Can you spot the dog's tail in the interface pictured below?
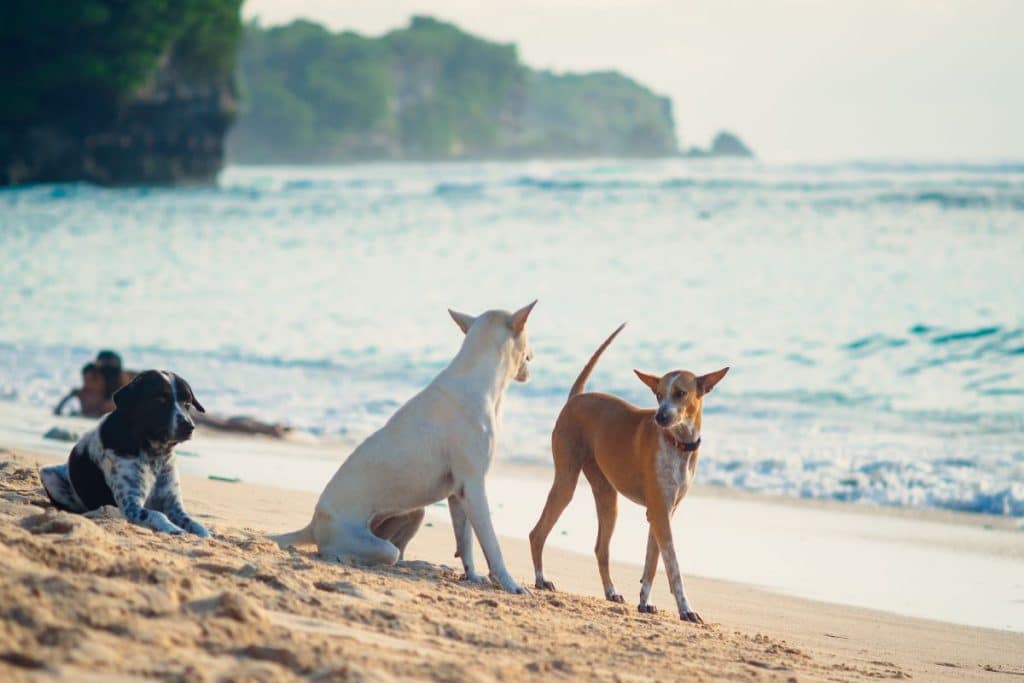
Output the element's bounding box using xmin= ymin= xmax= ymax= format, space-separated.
xmin=269 ymin=520 xmax=316 ymax=549
xmin=568 ymin=323 xmax=626 ymax=399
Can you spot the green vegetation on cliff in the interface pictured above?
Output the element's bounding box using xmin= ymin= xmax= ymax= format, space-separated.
xmin=229 ymin=17 xmax=677 ymax=162
xmin=233 ymin=17 xmax=524 ymax=161
xmin=2 ymin=1 xmax=243 ymax=185
xmin=520 ymin=71 xmax=677 ymax=157
xmin=1 ymin=1 xmax=242 ymax=126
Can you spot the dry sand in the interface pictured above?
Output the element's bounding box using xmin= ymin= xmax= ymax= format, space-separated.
xmin=1 ymin=445 xmax=1021 ymax=682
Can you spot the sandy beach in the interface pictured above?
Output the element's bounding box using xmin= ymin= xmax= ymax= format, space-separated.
xmin=1 ymin=436 xmax=1022 ymax=682
xmin=5 ymin=3 xmax=1023 ymax=679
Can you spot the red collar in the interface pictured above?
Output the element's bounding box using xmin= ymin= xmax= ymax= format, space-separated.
xmin=663 ymin=432 xmax=701 ymax=453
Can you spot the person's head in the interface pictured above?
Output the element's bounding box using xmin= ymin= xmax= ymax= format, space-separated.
xmin=80 ymin=363 xmax=104 ymax=393
xmin=96 ymin=350 xmax=123 ymax=369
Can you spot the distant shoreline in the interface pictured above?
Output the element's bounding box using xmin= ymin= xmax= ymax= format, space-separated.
xmin=224 ymin=149 xmax=753 ymax=167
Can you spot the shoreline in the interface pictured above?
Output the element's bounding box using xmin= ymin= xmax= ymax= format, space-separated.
xmin=1 ymin=443 xmax=1022 ymax=680
xmin=6 ymin=399 xmax=1020 ymax=532
xmin=3 ymin=400 xmax=1023 ymax=633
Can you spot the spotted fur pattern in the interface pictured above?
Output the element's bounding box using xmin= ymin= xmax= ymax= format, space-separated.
xmin=40 ymin=369 xmax=210 ymax=538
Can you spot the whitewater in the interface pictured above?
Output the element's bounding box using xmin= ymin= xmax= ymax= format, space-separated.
xmin=1 ymin=159 xmax=1022 ymax=516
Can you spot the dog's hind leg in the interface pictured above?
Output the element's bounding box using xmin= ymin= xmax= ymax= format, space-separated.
xmin=528 ymin=440 xmax=584 ymax=591
xmin=449 ymin=495 xmax=486 ymax=583
xmin=582 ymin=459 xmax=622 ymax=603
xmin=371 ymin=509 xmax=425 ymax=561
xmin=637 ymin=528 xmax=660 ymax=614
xmin=39 ymin=464 xmax=85 ymax=513
xmin=320 ymin=520 xmax=400 ymax=566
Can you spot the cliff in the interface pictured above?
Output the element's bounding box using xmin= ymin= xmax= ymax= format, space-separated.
xmin=0 ymin=1 xmax=242 ymax=186
xmin=227 ymin=17 xmax=679 ymax=163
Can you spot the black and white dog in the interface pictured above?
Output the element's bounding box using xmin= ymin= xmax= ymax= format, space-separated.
xmin=40 ymin=370 xmax=211 ymax=537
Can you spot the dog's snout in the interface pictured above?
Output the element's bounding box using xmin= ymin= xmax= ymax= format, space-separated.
xmin=654 ymin=409 xmax=669 ymax=426
xmin=176 ymin=416 xmax=195 ymax=438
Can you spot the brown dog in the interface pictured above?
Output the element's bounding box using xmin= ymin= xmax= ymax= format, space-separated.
xmin=529 ymin=324 xmax=728 ymax=623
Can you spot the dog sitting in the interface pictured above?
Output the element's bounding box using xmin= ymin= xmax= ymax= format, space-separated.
xmin=272 ymin=302 xmax=537 ymax=594
xmin=40 ymin=370 xmax=211 ymax=537
xmin=529 ymin=324 xmax=728 ymax=623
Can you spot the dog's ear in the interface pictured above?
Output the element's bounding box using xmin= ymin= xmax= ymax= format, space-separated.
xmin=448 ymin=309 xmax=476 ymax=335
xmin=633 ymin=370 xmax=661 ymax=393
xmin=172 ymin=373 xmax=206 ymax=413
xmin=697 ymin=367 xmax=729 ymax=396
xmin=509 ymin=299 xmax=537 ymax=335
xmin=112 ymin=374 xmax=143 ymax=411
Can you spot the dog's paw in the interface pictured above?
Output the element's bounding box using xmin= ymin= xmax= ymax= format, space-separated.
xmin=680 ymin=610 xmax=704 ymax=624
xmin=181 ymin=518 xmax=211 ymax=538
xmin=157 ymin=520 xmax=187 ymax=535
xmin=535 ymin=579 xmax=556 ymax=591
xmin=493 ymin=575 xmax=529 ymax=595
xmin=638 ymin=604 xmax=658 ymax=614
xmin=459 ymin=572 xmax=489 ymax=585
xmin=606 ymin=593 xmax=625 ymax=604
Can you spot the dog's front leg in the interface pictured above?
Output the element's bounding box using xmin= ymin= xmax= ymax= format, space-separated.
xmin=637 ymin=528 xmax=660 ymax=614
xmin=151 ymin=461 xmax=210 ymax=538
xmin=648 ymin=508 xmax=701 ymax=624
xmin=110 ymin=462 xmax=186 ymax=535
xmin=448 ymin=494 xmax=486 ymax=583
xmin=460 ymin=479 xmax=526 ymax=594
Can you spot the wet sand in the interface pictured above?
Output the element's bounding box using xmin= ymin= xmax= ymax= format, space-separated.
xmin=1 ymin=443 xmax=1021 ymax=681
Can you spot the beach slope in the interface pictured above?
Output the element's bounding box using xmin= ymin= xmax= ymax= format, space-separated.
xmin=0 ymin=447 xmax=1020 ymax=682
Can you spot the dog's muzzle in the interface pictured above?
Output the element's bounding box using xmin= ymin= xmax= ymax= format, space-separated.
xmin=174 ymin=417 xmax=195 ymax=441
xmin=654 ymin=408 xmax=671 ymax=427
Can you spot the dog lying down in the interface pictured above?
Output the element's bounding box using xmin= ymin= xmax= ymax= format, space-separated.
xmin=272 ymin=302 xmax=537 ymax=594
xmin=40 ymin=370 xmax=211 ymax=537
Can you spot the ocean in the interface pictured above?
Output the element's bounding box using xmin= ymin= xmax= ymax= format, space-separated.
xmin=2 ymin=159 xmax=1022 ymax=516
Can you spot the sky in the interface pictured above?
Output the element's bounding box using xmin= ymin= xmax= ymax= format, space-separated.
xmin=242 ymin=1 xmax=1024 ymax=161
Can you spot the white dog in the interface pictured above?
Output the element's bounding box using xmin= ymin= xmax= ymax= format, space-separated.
xmin=271 ymin=301 xmax=537 ymax=593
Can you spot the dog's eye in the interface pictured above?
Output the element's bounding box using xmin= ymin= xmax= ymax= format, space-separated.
xmin=675 ymin=390 xmax=685 ymax=400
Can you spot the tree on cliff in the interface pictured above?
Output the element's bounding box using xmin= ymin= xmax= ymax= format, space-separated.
xmin=232 ymin=16 xmax=526 ymax=162
xmin=228 ymin=16 xmax=678 ymax=163
xmin=1 ymin=1 xmax=242 ymax=185
xmin=1 ymin=1 xmax=241 ymax=126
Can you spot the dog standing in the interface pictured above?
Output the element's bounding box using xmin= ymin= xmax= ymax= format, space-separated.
xmin=40 ymin=370 xmax=211 ymax=537
xmin=272 ymin=302 xmax=537 ymax=594
xmin=529 ymin=324 xmax=728 ymax=622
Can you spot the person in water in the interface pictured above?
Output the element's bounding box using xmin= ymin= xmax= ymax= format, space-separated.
xmin=53 ymin=361 xmax=115 ymax=418
xmin=54 ymin=350 xmax=291 ymax=438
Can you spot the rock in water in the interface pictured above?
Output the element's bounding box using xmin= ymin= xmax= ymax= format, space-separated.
xmin=708 ymin=131 xmax=754 ymax=157
xmin=683 ymin=130 xmax=755 ymax=159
